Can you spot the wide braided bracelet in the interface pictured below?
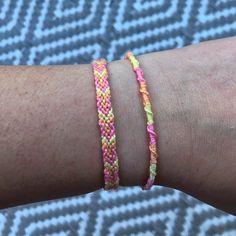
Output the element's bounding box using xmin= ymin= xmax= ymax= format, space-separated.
xmin=92 ymin=59 xmax=120 ymax=190
xmin=125 ymin=51 xmax=158 ymax=190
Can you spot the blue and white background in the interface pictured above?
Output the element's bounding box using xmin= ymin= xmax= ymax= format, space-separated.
xmin=0 ymin=0 xmax=235 ymax=235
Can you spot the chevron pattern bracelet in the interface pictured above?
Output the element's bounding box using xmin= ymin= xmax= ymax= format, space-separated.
xmin=92 ymin=59 xmax=120 ymax=190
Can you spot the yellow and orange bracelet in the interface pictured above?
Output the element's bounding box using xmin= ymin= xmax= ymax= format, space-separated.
xmin=125 ymin=52 xmax=158 ymax=190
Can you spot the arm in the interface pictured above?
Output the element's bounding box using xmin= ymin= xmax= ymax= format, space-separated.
xmin=0 ymin=36 xmax=235 ymax=215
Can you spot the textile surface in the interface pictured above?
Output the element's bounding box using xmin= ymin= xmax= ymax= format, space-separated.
xmin=0 ymin=0 xmax=235 ymax=235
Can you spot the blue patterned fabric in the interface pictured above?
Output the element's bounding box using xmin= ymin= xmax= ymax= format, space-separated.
xmin=0 ymin=0 xmax=235 ymax=235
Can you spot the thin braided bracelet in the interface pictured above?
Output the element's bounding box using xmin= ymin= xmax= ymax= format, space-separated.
xmin=92 ymin=59 xmax=119 ymax=190
xmin=125 ymin=51 xmax=158 ymax=190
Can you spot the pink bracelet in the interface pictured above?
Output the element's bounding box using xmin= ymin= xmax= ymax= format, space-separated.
xmin=92 ymin=59 xmax=119 ymax=190
xmin=125 ymin=51 xmax=158 ymax=190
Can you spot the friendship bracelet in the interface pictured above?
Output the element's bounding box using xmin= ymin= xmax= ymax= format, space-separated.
xmin=125 ymin=51 xmax=158 ymax=190
xmin=92 ymin=59 xmax=120 ymax=190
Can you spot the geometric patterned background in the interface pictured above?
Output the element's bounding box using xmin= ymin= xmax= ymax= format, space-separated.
xmin=0 ymin=0 xmax=235 ymax=235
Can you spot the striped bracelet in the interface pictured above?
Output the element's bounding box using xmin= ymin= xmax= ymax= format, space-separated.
xmin=92 ymin=58 xmax=120 ymax=190
xmin=125 ymin=51 xmax=158 ymax=190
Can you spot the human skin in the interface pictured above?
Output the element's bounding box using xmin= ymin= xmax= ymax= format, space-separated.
xmin=0 ymin=36 xmax=235 ymax=215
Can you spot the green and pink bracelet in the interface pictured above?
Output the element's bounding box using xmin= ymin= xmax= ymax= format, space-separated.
xmin=125 ymin=51 xmax=158 ymax=190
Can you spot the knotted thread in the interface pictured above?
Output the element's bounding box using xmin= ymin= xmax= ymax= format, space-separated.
xmin=125 ymin=51 xmax=159 ymax=190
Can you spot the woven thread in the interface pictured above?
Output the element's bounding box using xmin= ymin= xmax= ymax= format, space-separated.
xmin=92 ymin=59 xmax=119 ymax=190
xmin=125 ymin=51 xmax=158 ymax=190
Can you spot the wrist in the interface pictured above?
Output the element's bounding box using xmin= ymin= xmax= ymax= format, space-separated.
xmin=108 ymin=50 xmax=191 ymax=189
xmin=108 ymin=59 xmax=150 ymax=187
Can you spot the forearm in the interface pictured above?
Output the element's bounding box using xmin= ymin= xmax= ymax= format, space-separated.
xmin=0 ymin=37 xmax=235 ymax=214
xmin=0 ymin=64 xmax=104 ymax=207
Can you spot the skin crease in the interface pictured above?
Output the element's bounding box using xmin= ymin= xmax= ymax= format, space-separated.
xmin=0 ymin=37 xmax=234 ymax=215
